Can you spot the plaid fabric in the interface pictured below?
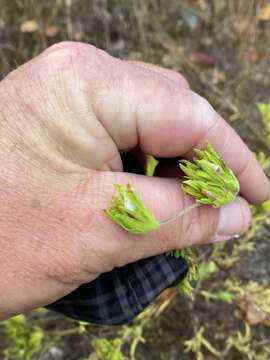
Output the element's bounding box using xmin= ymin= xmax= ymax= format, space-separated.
xmin=47 ymin=254 xmax=188 ymax=325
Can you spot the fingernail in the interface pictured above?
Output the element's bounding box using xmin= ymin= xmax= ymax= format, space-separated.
xmin=214 ymin=234 xmax=241 ymax=243
xmin=216 ymin=197 xmax=251 ymax=238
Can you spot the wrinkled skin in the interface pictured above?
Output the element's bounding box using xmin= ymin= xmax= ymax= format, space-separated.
xmin=0 ymin=42 xmax=268 ymax=319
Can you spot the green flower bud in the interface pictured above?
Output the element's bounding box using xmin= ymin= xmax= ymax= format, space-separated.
xmin=180 ymin=142 xmax=239 ymax=208
xmin=105 ymin=182 xmax=160 ymax=234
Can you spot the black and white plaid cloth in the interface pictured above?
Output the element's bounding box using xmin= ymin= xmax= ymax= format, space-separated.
xmin=47 ymin=154 xmax=188 ymax=325
xmin=48 ymin=254 xmax=188 ymax=325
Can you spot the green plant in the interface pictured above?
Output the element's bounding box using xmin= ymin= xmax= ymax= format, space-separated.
xmin=226 ymin=280 xmax=270 ymax=321
xmin=257 ymin=151 xmax=270 ymax=172
xmin=226 ymin=324 xmax=253 ymax=358
xmin=201 ymin=289 xmax=235 ymax=303
xmin=167 ymin=248 xmax=199 ymax=300
xmin=184 ymin=327 xmax=221 ymax=360
xmin=105 ymin=182 xmax=160 ymax=234
xmin=146 ymin=155 xmax=159 ymax=176
xmin=88 ymin=297 xmax=170 ymax=360
xmin=3 ymin=314 xmax=44 ymax=360
xmin=180 ymin=142 xmax=239 ymax=207
xmin=89 ymin=338 xmax=127 ymax=360
xmin=257 ymin=99 xmax=270 ymax=146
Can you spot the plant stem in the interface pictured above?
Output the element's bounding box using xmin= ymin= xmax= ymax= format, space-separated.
xmin=54 ymin=327 xmax=81 ymax=339
xmin=159 ymin=203 xmax=200 ymax=225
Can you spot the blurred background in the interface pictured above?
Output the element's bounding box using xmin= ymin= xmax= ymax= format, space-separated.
xmin=1 ymin=1 xmax=270 ymax=359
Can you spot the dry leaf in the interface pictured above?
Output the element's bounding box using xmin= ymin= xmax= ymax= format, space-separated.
xmin=158 ymin=288 xmax=176 ymax=302
xmin=258 ymin=4 xmax=270 ymax=21
xmin=212 ymin=68 xmax=226 ymax=84
xmin=157 ymin=288 xmax=177 ymax=308
xmin=246 ymin=49 xmax=264 ymax=64
xmin=263 ymin=318 xmax=270 ymax=326
xmin=190 ymin=50 xmax=215 ymax=66
xmin=234 ymin=19 xmax=250 ymax=33
xmin=44 ymin=25 xmax=59 ymax=38
xmin=20 ymin=20 xmax=39 ymax=33
xmin=238 ymin=298 xmax=266 ymax=325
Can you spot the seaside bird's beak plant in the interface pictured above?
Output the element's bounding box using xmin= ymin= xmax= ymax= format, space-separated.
xmin=105 ymin=182 xmax=160 ymax=235
xmin=105 ymin=142 xmax=240 ymax=297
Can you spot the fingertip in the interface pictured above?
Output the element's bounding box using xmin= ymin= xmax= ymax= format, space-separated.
xmin=216 ymin=196 xmax=251 ymax=238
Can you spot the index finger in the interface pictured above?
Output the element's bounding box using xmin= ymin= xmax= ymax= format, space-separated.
xmin=135 ymin=88 xmax=269 ymax=204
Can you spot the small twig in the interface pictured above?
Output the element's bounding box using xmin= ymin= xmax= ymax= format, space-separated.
xmin=197 ymin=247 xmax=213 ymax=262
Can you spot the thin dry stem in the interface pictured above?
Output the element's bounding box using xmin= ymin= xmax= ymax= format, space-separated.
xmin=159 ymin=203 xmax=200 ymax=225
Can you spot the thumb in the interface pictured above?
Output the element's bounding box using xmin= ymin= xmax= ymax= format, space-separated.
xmin=89 ymin=171 xmax=251 ymax=267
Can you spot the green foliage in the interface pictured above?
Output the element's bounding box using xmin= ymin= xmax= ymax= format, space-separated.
xmin=257 ymin=151 xmax=270 ymax=172
xmin=226 ymin=324 xmax=253 ymax=358
xmin=146 ymin=155 xmax=159 ymax=176
xmin=184 ymin=327 xmax=221 ymax=360
xmin=254 ymin=348 xmax=270 ymax=360
xmin=89 ymin=338 xmax=127 ymax=360
xmin=121 ymin=326 xmax=146 ymax=360
xmin=257 ymin=101 xmax=270 ymax=124
xmin=198 ymin=260 xmax=218 ymax=281
xmin=176 ymin=276 xmax=195 ymax=300
xmin=78 ymin=321 xmax=89 ymax=334
xmin=201 ymin=279 xmax=270 ymax=328
xmin=201 ymin=289 xmax=235 ymax=303
xmin=257 ymin=100 xmax=270 ymax=146
xmin=3 ymin=314 xmax=44 ymax=360
xmin=168 ymin=248 xmax=199 ymax=300
xmin=185 ymin=324 xmax=270 ymax=360
xmin=88 ymin=301 xmax=167 ymax=360
xmin=246 ymin=199 xmax=270 ymax=240
xmin=180 ymin=142 xmax=239 ymax=207
xmin=226 ymin=280 xmax=270 ymax=317
xmin=105 ymin=182 xmax=160 ymax=234
xmin=168 ymin=248 xmax=198 ymax=280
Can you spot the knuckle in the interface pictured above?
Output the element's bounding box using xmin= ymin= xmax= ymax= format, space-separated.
xmin=44 ymin=41 xmax=93 ymax=59
xmin=44 ymin=40 xmax=78 ymax=53
xmin=43 ymin=41 xmax=85 ymax=72
xmin=37 ymin=41 xmax=106 ymax=80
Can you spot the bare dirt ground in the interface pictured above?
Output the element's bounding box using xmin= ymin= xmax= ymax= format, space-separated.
xmin=0 ymin=1 xmax=270 ymax=359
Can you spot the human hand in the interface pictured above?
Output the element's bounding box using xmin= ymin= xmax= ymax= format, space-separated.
xmin=0 ymin=42 xmax=268 ymax=319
